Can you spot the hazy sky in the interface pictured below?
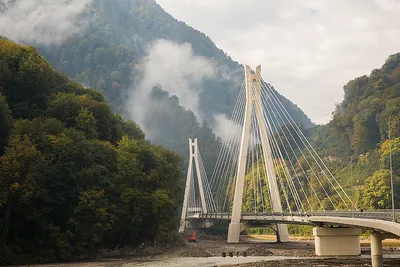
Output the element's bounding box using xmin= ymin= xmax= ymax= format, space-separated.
xmin=156 ymin=0 xmax=400 ymax=124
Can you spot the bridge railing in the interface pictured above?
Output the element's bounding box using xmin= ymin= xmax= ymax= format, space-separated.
xmin=186 ymin=210 xmax=400 ymax=222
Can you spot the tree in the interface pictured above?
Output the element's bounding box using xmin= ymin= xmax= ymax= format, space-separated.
xmin=380 ymin=137 xmax=400 ymax=176
xmin=69 ymin=190 xmax=110 ymax=254
xmin=0 ymin=135 xmax=45 ymax=245
xmin=47 ymin=93 xmax=83 ymax=127
xmin=362 ymin=170 xmax=392 ymax=209
xmin=75 ymin=108 xmax=98 ymax=139
xmin=0 ymin=92 xmax=12 ymax=154
xmin=122 ymin=120 xmax=145 ymax=140
xmin=0 ymin=40 xmax=57 ymax=119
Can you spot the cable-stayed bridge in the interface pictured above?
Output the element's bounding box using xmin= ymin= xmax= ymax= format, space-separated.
xmin=179 ymin=65 xmax=399 ymax=267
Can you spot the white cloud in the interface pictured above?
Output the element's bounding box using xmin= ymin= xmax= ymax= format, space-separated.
xmin=214 ymin=113 xmax=241 ymax=142
xmin=156 ymin=0 xmax=400 ymax=124
xmin=0 ymin=0 xmax=92 ymax=45
xmin=127 ymin=39 xmax=216 ymax=138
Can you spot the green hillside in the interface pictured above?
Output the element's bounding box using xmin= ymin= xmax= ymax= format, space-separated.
xmin=236 ymin=54 xmax=400 ymax=217
xmin=307 ymin=53 xmax=400 ymax=209
xmin=0 ymin=39 xmax=183 ymax=265
xmin=36 ymin=0 xmax=313 ymax=170
xmin=38 ymin=0 xmax=243 ymax=118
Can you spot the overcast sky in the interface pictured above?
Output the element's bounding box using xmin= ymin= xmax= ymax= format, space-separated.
xmin=156 ymin=0 xmax=400 ymax=124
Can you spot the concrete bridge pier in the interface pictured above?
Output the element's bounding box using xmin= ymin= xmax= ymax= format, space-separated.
xmin=371 ymin=232 xmax=383 ymax=267
xmin=227 ymin=223 xmax=245 ymax=243
xmin=313 ymin=227 xmax=361 ymax=256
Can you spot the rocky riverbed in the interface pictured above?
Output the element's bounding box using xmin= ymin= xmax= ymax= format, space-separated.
xmin=15 ymin=234 xmax=400 ymax=267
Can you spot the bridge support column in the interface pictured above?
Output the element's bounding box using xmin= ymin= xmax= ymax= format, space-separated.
xmin=227 ymin=65 xmax=288 ymax=243
xmin=371 ymin=232 xmax=383 ymax=267
xmin=313 ymin=227 xmax=361 ymax=256
xmin=179 ymin=138 xmax=209 ymax=233
xmin=228 ymin=223 xmax=245 ymax=243
xmin=179 ymin=139 xmax=195 ymax=233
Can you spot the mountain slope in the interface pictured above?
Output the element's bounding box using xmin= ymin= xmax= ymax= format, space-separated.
xmin=37 ymin=0 xmax=313 ymax=137
xmin=307 ymin=53 xmax=400 ymax=209
xmin=309 ymin=53 xmax=400 ymax=157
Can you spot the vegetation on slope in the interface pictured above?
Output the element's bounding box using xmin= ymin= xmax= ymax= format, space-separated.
xmin=38 ymin=0 xmax=242 ymax=119
xmin=237 ymin=54 xmax=400 ymax=218
xmin=0 ymin=40 xmax=183 ymax=265
xmin=37 ymin=0 xmax=313 ymax=175
xmin=308 ymin=53 xmax=400 ymax=210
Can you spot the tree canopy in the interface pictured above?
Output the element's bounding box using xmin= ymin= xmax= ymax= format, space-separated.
xmin=307 ymin=53 xmax=400 ymax=211
xmin=0 ymin=39 xmax=183 ymax=265
xmin=36 ymin=0 xmax=313 ymax=177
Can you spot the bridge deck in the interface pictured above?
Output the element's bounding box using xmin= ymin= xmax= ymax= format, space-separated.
xmin=187 ymin=211 xmax=400 ymax=237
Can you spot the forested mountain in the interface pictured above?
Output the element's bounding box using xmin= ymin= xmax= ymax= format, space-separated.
xmin=0 ymin=39 xmax=183 ymax=264
xmin=36 ymin=0 xmax=313 ymax=173
xmin=307 ymin=53 xmax=400 ymax=209
xmin=40 ymin=0 xmax=240 ymax=118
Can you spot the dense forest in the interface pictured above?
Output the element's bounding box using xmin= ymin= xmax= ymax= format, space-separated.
xmin=0 ymin=39 xmax=183 ymax=265
xmin=36 ymin=0 xmax=313 ymax=176
xmin=308 ymin=53 xmax=400 ymax=210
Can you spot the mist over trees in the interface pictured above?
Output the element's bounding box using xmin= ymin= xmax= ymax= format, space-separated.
xmin=36 ymin=0 xmax=313 ymax=175
xmin=0 ymin=39 xmax=183 ymax=265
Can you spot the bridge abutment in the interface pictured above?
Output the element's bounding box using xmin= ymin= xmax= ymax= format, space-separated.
xmin=313 ymin=227 xmax=361 ymax=256
xmin=371 ymin=232 xmax=383 ymax=267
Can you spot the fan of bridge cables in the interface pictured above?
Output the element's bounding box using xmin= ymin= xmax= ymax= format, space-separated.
xmin=209 ymin=68 xmax=357 ymax=215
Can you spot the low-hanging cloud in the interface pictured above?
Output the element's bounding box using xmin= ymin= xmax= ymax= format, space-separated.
xmin=0 ymin=0 xmax=93 ymax=45
xmin=214 ymin=113 xmax=240 ymax=142
xmin=128 ymin=39 xmax=216 ymax=139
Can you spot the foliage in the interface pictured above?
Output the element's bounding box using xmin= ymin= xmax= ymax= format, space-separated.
xmin=0 ymin=92 xmax=12 ymax=154
xmin=75 ymin=108 xmax=98 ymax=139
xmin=143 ymin=87 xmax=221 ymax=175
xmin=313 ymin=53 xmax=400 ymax=158
xmin=245 ymin=225 xmax=312 ymax=237
xmin=307 ymin=53 xmax=400 ymax=211
xmin=362 ymin=170 xmax=392 ymax=209
xmin=380 ymin=137 xmax=400 ymax=176
xmin=0 ymin=40 xmax=183 ymax=265
xmin=34 ymin=0 xmax=313 ymax=179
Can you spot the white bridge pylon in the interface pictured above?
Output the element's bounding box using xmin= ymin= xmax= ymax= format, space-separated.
xmin=227 ymin=65 xmax=289 ymax=243
xmin=180 ymin=65 xmax=357 ymax=244
xmin=179 ymin=138 xmax=216 ymax=232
